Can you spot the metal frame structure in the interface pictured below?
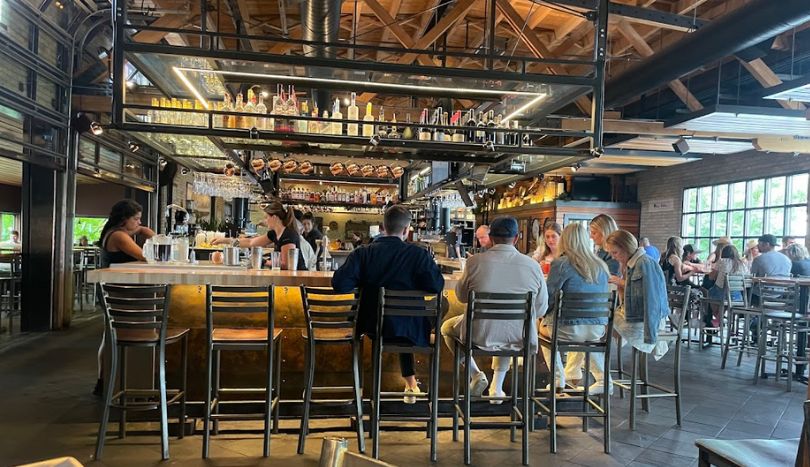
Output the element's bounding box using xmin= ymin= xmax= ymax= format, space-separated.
xmin=108 ymin=0 xmax=611 ymax=181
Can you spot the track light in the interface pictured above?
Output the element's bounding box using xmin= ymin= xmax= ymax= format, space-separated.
xmin=590 ymin=147 xmax=603 ymax=158
xmin=571 ymin=163 xmax=581 ymax=172
xmin=128 ymin=141 xmax=140 ymax=152
xmin=181 ymin=167 xmax=190 ymax=175
xmin=90 ymin=121 xmax=103 ymax=135
xmin=672 ymin=137 xmax=690 ymax=154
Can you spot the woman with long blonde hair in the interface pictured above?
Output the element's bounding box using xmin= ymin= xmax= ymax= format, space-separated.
xmin=532 ymin=222 xmax=562 ymax=273
xmin=589 ymin=214 xmax=619 ymax=275
xmin=542 ymin=223 xmax=611 ymax=393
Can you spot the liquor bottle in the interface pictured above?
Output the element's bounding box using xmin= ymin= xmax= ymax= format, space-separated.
xmin=451 ymin=111 xmax=465 ymax=143
xmin=149 ymin=97 xmax=159 ymax=124
xmin=388 ymin=112 xmax=400 ymax=139
xmin=182 ymin=99 xmax=193 ymax=126
xmin=286 ymin=85 xmax=298 ymax=133
xmin=432 ymin=108 xmax=443 ymax=142
xmin=234 ymin=92 xmax=245 ymax=129
xmin=362 ymin=102 xmax=374 ymax=137
xmin=320 ymin=110 xmax=330 ymax=136
xmin=244 ymin=89 xmax=257 ymax=129
xmin=418 ymin=109 xmax=431 ymax=141
xmin=224 ymin=93 xmax=236 ymax=129
xmin=465 ymin=110 xmax=476 ymax=142
xmin=255 ymin=92 xmax=267 ymax=130
xmin=495 ymin=113 xmax=505 ymax=145
xmin=402 ymin=114 xmax=414 ymax=139
xmin=171 ymin=98 xmax=180 ymax=125
xmin=475 ymin=111 xmax=486 ymax=143
xmin=194 ymin=100 xmax=205 ymax=126
xmin=377 ymin=106 xmax=387 ymax=138
xmin=443 ymin=111 xmax=452 ymax=140
xmin=486 ymin=110 xmax=496 ymax=143
xmin=297 ymin=100 xmax=309 ymax=133
xmin=347 ymin=92 xmax=359 ymax=136
xmin=510 ymin=120 xmax=519 ymax=146
xmin=331 ymin=98 xmax=343 ymax=136
xmin=522 ymin=122 xmax=532 ymax=146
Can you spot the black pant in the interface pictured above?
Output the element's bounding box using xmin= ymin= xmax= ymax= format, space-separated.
xmin=399 ymin=353 xmax=415 ymax=378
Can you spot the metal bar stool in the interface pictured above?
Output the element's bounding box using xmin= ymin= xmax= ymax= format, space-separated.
xmin=297 ymin=286 xmax=365 ymax=454
xmin=451 ymin=291 xmax=533 ymax=466
xmin=534 ymin=291 xmax=614 ymax=454
xmin=202 ymin=285 xmax=281 ymax=458
xmin=615 ymin=284 xmax=689 ymax=431
xmin=95 ymin=283 xmax=189 ymax=460
xmin=371 ymin=288 xmax=443 ymax=462
xmin=723 ymin=275 xmax=759 ymax=368
xmin=752 ymin=282 xmax=803 ymax=391
xmin=72 ymin=250 xmax=84 ymax=309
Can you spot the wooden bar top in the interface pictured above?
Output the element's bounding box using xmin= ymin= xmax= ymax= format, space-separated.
xmin=87 ymin=261 xmax=462 ymax=288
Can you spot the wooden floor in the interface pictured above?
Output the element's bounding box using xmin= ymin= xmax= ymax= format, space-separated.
xmin=0 ymin=315 xmax=803 ymax=467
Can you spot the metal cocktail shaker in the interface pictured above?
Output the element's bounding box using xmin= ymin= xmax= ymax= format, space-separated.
xmin=287 ymin=248 xmax=299 ymax=271
xmin=249 ymin=247 xmax=263 ymax=269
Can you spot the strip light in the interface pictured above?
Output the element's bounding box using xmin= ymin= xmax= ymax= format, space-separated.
xmin=174 ymin=67 xmax=547 ymax=99
xmin=173 ymin=67 xmax=210 ymax=109
xmin=502 ymin=94 xmax=546 ymax=123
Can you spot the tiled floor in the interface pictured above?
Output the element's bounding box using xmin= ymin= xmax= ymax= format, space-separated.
xmin=0 ymin=316 xmax=804 ymax=466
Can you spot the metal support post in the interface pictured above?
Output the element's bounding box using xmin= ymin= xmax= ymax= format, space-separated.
xmin=590 ymin=0 xmax=609 ymax=152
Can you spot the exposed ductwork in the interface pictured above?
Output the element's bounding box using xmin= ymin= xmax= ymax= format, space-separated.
xmin=605 ymin=0 xmax=810 ymax=108
xmin=302 ymin=0 xmax=343 ymax=111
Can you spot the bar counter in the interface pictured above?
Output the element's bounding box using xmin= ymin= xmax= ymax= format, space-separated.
xmin=87 ymin=262 xmax=466 ymax=401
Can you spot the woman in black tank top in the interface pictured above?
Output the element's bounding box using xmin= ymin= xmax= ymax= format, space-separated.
xmin=98 ymin=199 xmax=156 ymax=268
xmin=93 ymin=200 xmax=156 ymax=396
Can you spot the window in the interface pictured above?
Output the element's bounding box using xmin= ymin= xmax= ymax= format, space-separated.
xmin=682 ymin=173 xmax=808 ymax=254
xmin=73 ymin=217 xmax=107 ymax=245
xmin=0 ymin=212 xmax=15 ymax=241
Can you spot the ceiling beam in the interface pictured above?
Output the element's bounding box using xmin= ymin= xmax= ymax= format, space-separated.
xmin=374 ymin=0 xmax=402 ymax=61
xmin=363 ymin=0 xmax=435 ymax=67
xmin=357 ymin=0 xmax=476 ymax=102
xmin=497 ymin=0 xmax=592 ymax=115
xmin=131 ymin=14 xmax=188 ymax=43
xmin=615 ymin=20 xmax=703 ymax=111
xmin=739 ymin=58 xmax=807 ymax=110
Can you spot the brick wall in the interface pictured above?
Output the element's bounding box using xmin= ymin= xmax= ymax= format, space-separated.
xmin=636 ymin=150 xmax=810 ymax=250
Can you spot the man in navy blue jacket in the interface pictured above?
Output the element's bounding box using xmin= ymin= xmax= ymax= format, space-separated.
xmin=332 ymin=205 xmax=444 ymax=401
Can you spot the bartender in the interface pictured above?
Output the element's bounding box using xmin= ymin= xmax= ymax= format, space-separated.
xmin=301 ymin=212 xmax=323 ymax=257
xmin=213 ymin=201 xmax=306 ymax=271
xmin=446 ymin=225 xmax=462 ymax=259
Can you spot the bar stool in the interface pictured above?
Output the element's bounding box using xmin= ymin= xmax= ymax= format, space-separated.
xmin=371 ymin=289 xmax=443 ymax=462
xmin=535 ymin=291 xmax=614 ymax=454
xmin=1 ymin=253 xmax=21 ymax=331
xmin=202 ymin=285 xmax=281 ymax=458
xmin=72 ymin=250 xmax=85 ymax=309
xmin=451 ymin=291 xmax=533 ymax=466
xmin=723 ymin=275 xmax=760 ymax=368
xmin=297 ymin=286 xmax=365 ymax=454
xmin=82 ymin=249 xmax=99 ymax=308
xmin=615 ymin=284 xmax=689 ymax=431
xmin=95 ymin=283 xmax=189 ymax=460
xmin=752 ymin=282 xmax=804 ymax=391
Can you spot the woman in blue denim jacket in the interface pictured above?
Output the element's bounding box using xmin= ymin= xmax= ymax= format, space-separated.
xmin=606 ymin=230 xmax=671 ymax=354
xmin=541 ymin=223 xmax=611 ymax=394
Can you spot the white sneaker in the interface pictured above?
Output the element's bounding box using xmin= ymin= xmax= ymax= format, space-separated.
xmin=488 ymin=388 xmax=506 ymax=405
xmin=469 ymin=371 xmax=489 ymax=397
xmin=403 ymin=386 xmax=421 ymax=404
xmin=582 ymin=381 xmax=613 ymax=396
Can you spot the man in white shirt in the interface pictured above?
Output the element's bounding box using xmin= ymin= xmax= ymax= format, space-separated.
xmin=441 ymin=216 xmax=548 ymax=401
xmin=0 ymin=230 xmax=21 ymax=251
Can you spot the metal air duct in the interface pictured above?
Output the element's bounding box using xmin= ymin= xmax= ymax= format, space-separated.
xmin=302 ymin=0 xmax=343 ymax=111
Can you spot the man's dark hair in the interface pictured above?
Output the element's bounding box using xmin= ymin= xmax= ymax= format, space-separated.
xmin=302 ymin=212 xmax=314 ymax=221
xmin=11 ymin=230 xmax=19 ymax=236
xmin=383 ymin=205 xmax=411 ymax=235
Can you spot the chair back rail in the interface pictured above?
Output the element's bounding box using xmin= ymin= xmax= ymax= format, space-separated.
xmin=377 ymin=288 xmax=443 ymax=345
xmin=758 ymin=283 xmax=800 ymax=314
xmin=667 ymin=284 xmax=691 ymax=334
xmin=206 ymin=285 xmax=274 ymax=340
xmin=99 ymin=283 xmax=171 ymax=343
xmin=464 ymin=291 xmax=533 ymax=354
xmin=300 ymin=286 xmax=360 ymax=335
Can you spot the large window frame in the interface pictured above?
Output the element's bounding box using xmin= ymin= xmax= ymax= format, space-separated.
xmin=681 ymin=172 xmax=808 ymax=255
